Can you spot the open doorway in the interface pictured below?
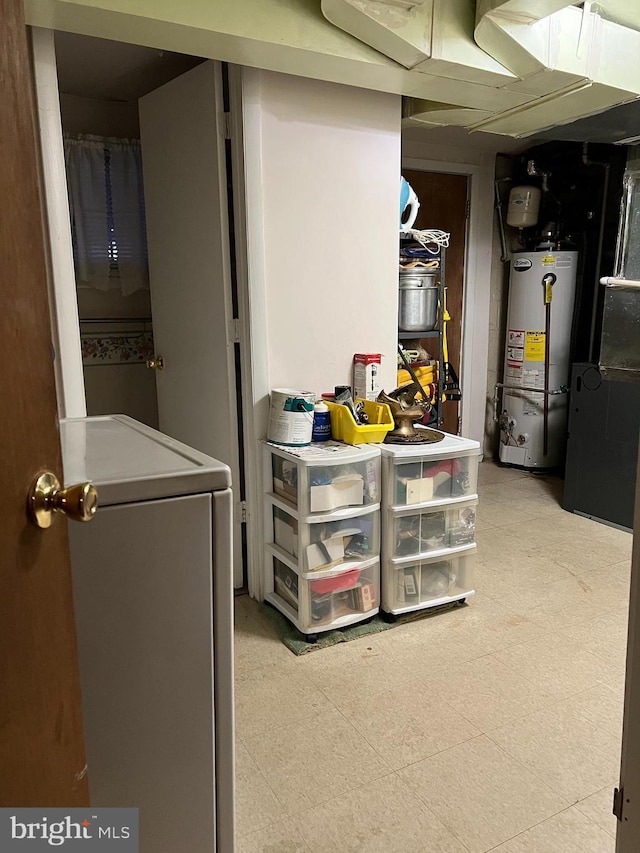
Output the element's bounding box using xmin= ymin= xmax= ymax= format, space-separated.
xmin=52 ymin=33 xmax=247 ymax=588
xmin=55 ymin=32 xmax=201 ymax=429
xmin=401 ymin=169 xmax=468 ymax=436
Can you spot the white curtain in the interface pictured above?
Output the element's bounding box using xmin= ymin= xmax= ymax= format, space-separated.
xmin=64 ymin=134 xmax=149 ymax=295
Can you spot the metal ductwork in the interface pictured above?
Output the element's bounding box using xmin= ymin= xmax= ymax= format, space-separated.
xmin=473 ymin=0 xmax=640 ymax=134
xmin=322 ymin=0 xmax=640 ymax=137
xmin=321 ymin=0 xmax=515 ymax=86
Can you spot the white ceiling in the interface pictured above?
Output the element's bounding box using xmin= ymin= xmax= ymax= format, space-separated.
xmin=54 ymin=31 xmax=203 ymax=102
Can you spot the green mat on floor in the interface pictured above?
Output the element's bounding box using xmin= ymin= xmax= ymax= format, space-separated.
xmin=260 ymin=600 xmax=467 ymax=656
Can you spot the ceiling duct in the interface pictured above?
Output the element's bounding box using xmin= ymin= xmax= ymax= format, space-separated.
xmin=321 ymin=0 xmax=516 ymax=86
xmin=472 ymin=0 xmax=640 ymax=135
xmin=322 ymin=0 xmax=640 ymax=137
xmin=402 ymin=99 xmax=493 ymax=128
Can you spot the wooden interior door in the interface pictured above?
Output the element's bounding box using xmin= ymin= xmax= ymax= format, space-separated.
xmin=0 ymin=1 xmax=88 ymax=806
xmin=402 ymin=170 xmax=468 ymax=435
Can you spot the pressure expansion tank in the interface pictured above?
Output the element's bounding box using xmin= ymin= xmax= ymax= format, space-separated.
xmin=506 ymin=185 xmax=541 ymax=229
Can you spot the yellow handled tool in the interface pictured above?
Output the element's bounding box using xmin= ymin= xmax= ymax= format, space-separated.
xmin=441 ymin=288 xmax=461 ymax=402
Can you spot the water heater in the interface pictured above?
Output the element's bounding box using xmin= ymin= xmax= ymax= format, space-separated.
xmin=499 ymin=251 xmax=578 ymax=469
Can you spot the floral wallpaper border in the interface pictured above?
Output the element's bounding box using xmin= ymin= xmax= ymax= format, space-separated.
xmin=81 ymin=331 xmax=154 ymax=366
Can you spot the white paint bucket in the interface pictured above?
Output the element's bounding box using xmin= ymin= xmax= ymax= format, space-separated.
xmin=268 ymin=389 xmax=315 ymax=446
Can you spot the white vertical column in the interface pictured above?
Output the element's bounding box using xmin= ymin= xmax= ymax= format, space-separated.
xmin=31 ymin=27 xmax=86 ymax=419
xmin=462 ymin=152 xmax=495 ymax=448
xmin=239 ymin=66 xmax=271 ymax=601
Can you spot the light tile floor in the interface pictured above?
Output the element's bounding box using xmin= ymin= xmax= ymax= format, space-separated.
xmin=235 ymin=460 xmax=633 ymax=852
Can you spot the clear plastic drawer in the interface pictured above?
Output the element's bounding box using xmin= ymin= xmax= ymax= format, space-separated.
xmin=270 ymin=554 xmax=380 ymax=633
xmin=267 ymin=442 xmax=381 ymax=517
xmin=272 ymin=557 xmax=300 ymax=613
xmin=379 ymin=434 xmax=480 ymax=509
xmin=383 ymin=548 xmax=475 ymax=613
xmin=390 ymin=455 xmax=478 ymax=507
xmin=383 ymin=453 xmax=478 ymax=507
xmin=271 ymin=502 xmax=380 ymax=573
xmin=388 ymin=500 xmax=477 ymax=559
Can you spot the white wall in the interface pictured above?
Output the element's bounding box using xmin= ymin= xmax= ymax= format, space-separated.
xmin=245 ymin=70 xmax=401 ymax=401
xmin=60 ymin=93 xmax=140 ymax=138
xmin=241 ymin=69 xmax=400 ymax=598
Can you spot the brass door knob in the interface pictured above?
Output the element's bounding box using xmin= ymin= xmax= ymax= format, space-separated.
xmin=28 ymin=472 xmax=98 ymax=529
xmin=146 ymin=355 xmax=164 ymax=370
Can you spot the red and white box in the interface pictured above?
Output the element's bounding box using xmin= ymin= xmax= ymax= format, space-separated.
xmin=353 ymin=353 xmax=382 ymax=402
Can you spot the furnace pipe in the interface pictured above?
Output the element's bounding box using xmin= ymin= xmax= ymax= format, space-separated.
xmin=600 ymin=277 xmax=640 ymax=289
xmin=494 ymin=179 xmax=510 ymax=263
xmin=583 ymin=144 xmax=610 ymax=363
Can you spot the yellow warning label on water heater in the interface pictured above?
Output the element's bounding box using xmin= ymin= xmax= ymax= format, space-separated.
xmin=525 ymin=331 xmax=546 ymax=361
xmin=541 ymin=255 xmax=555 ymax=266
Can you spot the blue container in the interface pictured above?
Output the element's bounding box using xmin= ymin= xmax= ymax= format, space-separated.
xmin=312 ymin=403 xmax=332 ymax=442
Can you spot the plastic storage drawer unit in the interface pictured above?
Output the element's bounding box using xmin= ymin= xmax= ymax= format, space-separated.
xmin=379 ymin=431 xmax=480 ymax=617
xmin=385 ymin=547 xmax=476 ymax=614
xmin=263 ymin=441 xmax=382 ymax=639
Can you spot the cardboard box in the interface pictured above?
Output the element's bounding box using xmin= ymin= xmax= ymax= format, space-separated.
xmin=274 ymin=512 xmax=298 ymax=557
xmin=272 ymin=458 xmax=298 ymax=503
xmin=353 ymin=353 xmax=382 ymax=402
xmin=273 ymin=478 xmax=298 ymax=503
xmin=403 ymin=569 xmax=419 ymax=599
xmin=274 ymin=564 xmax=299 ymax=610
xmin=404 ymin=477 xmax=434 ymax=505
xmin=352 ymin=582 xmax=377 ymax=612
xmin=306 ymin=538 xmax=345 ymax=571
xmin=310 ymin=474 xmax=364 ymax=513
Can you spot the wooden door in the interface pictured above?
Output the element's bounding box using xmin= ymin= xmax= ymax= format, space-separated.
xmin=139 ymin=63 xmax=243 ymax=588
xmin=402 ymin=170 xmax=468 ymax=435
xmin=616 ymin=445 xmax=640 ymax=851
xmin=0 ymin=0 xmax=88 ymax=806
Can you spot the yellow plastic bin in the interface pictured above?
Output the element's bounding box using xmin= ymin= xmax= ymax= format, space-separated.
xmin=326 ymin=399 xmax=394 ymax=445
xmin=397 ymin=364 xmax=436 ymax=387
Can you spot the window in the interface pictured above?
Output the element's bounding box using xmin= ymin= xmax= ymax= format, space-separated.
xmin=64 ymin=134 xmax=149 ymax=295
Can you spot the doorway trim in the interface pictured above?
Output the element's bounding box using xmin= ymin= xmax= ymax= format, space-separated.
xmin=31 ymin=27 xmax=86 ymax=419
xmin=33 ymin=34 xmax=258 ymax=590
xmin=401 ymin=155 xmax=494 ymax=448
xmin=229 ymin=65 xmax=269 ymax=599
xmin=236 ymin=67 xmax=270 ymax=601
